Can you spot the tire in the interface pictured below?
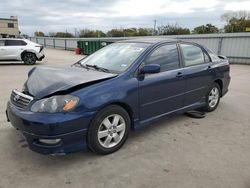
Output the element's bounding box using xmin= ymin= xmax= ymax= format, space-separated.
xmin=204 ymin=83 xmax=221 ymax=112
xmin=22 ymin=52 xmax=37 ymax=65
xmin=87 ymin=105 xmax=131 ymax=155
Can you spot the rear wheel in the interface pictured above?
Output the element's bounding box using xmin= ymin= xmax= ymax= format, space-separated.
xmin=87 ymin=105 xmax=131 ymax=155
xmin=204 ymin=83 xmax=221 ymax=112
xmin=22 ymin=52 xmax=37 ymax=65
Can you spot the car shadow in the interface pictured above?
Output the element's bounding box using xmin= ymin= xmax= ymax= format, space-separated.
xmin=0 ymin=60 xmax=43 ymax=66
xmin=6 ymin=113 xmax=191 ymax=169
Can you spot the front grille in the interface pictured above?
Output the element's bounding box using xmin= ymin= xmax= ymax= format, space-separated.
xmin=10 ymin=90 xmax=33 ymax=109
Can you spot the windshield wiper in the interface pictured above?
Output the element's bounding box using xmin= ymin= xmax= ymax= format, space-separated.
xmin=85 ymin=64 xmax=110 ymax=73
xmin=73 ymin=62 xmax=89 ymax=70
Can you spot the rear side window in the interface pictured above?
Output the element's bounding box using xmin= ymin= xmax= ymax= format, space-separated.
xmin=145 ymin=44 xmax=180 ymax=72
xmin=5 ymin=40 xmax=27 ymax=46
xmin=181 ymin=44 xmax=207 ymax=66
xmin=203 ymin=47 xmax=221 ymax=62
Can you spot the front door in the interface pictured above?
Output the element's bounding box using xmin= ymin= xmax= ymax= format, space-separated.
xmin=138 ymin=43 xmax=186 ymax=121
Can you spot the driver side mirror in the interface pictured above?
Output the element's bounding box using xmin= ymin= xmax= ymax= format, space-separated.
xmin=140 ymin=64 xmax=161 ymax=74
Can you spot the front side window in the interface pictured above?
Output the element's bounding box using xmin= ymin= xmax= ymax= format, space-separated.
xmin=145 ymin=44 xmax=180 ymax=72
xmin=181 ymin=44 xmax=206 ymax=66
xmin=80 ymin=42 xmax=150 ymax=73
xmin=5 ymin=40 xmax=27 ymax=46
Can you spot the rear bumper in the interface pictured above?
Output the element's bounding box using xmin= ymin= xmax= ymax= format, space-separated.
xmin=37 ymin=54 xmax=45 ymax=61
xmin=6 ymin=101 xmax=95 ymax=155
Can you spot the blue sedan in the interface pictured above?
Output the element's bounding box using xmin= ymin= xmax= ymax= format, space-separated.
xmin=6 ymin=38 xmax=230 ymax=155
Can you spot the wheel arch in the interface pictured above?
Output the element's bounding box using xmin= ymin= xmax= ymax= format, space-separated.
xmin=97 ymin=102 xmax=135 ymax=130
xmin=21 ymin=50 xmax=38 ymax=60
xmin=214 ymin=79 xmax=223 ymax=96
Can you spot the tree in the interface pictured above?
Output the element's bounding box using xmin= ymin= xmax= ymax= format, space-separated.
xmin=157 ymin=24 xmax=190 ymax=35
xmin=79 ymin=29 xmax=96 ymax=37
xmin=34 ymin=31 xmax=45 ymax=37
xmin=96 ymin=30 xmax=106 ymax=37
xmin=123 ymin=28 xmax=138 ymax=37
xmin=192 ymin=24 xmax=219 ymax=34
xmin=221 ymin=11 xmax=250 ymax=33
xmin=138 ymin=28 xmax=153 ymax=36
xmin=79 ymin=29 xmax=106 ymax=38
xmin=48 ymin=32 xmax=56 ymax=37
xmin=54 ymin=32 xmax=74 ymax=38
xmin=107 ymin=28 xmax=154 ymax=37
xmin=107 ymin=29 xmax=124 ymax=37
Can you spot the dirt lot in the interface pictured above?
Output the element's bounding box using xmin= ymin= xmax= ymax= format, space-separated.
xmin=0 ymin=48 xmax=250 ymax=188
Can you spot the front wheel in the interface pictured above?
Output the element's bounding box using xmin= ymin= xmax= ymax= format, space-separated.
xmin=204 ymin=83 xmax=221 ymax=112
xmin=87 ymin=105 xmax=131 ymax=155
xmin=23 ymin=52 xmax=37 ymax=65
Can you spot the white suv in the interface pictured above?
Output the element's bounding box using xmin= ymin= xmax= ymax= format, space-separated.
xmin=0 ymin=38 xmax=45 ymax=65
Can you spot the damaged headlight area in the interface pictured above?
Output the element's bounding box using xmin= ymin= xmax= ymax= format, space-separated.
xmin=31 ymin=95 xmax=80 ymax=113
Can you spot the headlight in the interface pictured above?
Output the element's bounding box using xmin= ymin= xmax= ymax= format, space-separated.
xmin=31 ymin=95 xmax=79 ymax=113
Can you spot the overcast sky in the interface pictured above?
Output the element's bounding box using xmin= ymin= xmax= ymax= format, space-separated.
xmin=1 ymin=0 xmax=250 ymax=35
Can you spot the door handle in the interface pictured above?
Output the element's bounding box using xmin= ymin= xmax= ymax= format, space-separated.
xmin=176 ymin=72 xmax=184 ymax=78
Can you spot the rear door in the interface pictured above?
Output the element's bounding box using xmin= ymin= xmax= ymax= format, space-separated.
xmin=179 ymin=43 xmax=214 ymax=107
xmin=139 ymin=43 xmax=186 ymax=121
xmin=3 ymin=40 xmax=26 ymax=60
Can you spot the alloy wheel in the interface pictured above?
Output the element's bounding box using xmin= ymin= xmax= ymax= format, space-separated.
xmin=24 ymin=53 xmax=36 ymax=64
xmin=208 ymin=87 xmax=219 ymax=108
xmin=97 ymin=114 xmax=126 ymax=148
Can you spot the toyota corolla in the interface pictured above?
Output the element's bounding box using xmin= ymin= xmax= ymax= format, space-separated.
xmin=6 ymin=38 xmax=230 ymax=155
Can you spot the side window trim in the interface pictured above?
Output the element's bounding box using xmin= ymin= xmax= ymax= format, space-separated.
xmin=176 ymin=42 xmax=185 ymax=68
xmin=203 ymin=51 xmax=211 ymax=63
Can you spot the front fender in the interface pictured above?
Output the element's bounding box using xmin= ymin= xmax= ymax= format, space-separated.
xmin=73 ymin=75 xmax=139 ymax=120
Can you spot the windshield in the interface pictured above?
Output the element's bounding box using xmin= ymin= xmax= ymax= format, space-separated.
xmin=79 ymin=42 xmax=150 ymax=73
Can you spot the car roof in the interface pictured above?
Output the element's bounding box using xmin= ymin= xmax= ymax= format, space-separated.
xmin=120 ymin=37 xmax=180 ymax=44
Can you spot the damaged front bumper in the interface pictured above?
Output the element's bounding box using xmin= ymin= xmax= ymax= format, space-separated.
xmin=6 ymin=101 xmax=96 ymax=155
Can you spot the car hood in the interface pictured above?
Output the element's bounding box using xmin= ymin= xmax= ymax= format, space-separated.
xmin=26 ymin=66 xmax=117 ymax=99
